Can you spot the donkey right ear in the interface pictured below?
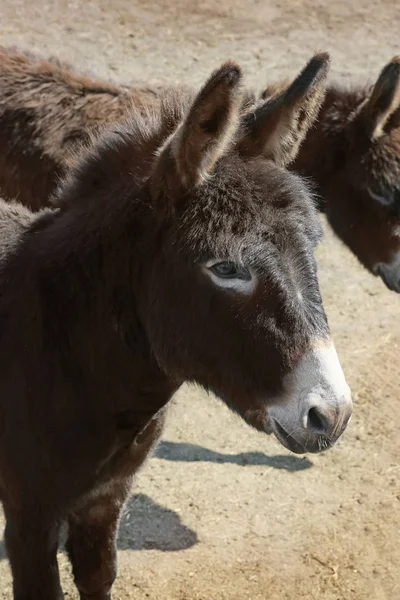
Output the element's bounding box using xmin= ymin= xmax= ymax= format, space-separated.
xmin=153 ymin=62 xmax=242 ymax=194
xmin=237 ymin=53 xmax=330 ymax=166
xmin=361 ymin=57 xmax=400 ymax=139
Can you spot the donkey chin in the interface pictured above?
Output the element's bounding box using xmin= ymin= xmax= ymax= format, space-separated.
xmin=266 ymin=342 xmax=353 ymax=454
xmin=374 ymin=254 xmax=400 ymax=293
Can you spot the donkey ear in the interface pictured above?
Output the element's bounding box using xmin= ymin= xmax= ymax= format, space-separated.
xmin=362 ymin=57 xmax=400 ymax=139
xmin=237 ymin=53 xmax=330 ymax=166
xmin=155 ymin=62 xmax=242 ymax=192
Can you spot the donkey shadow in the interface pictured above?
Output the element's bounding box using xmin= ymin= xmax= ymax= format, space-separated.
xmin=0 ymin=493 xmax=197 ymax=562
xmin=117 ymin=493 xmax=197 ymax=552
xmin=153 ymin=441 xmax=313 ymax=472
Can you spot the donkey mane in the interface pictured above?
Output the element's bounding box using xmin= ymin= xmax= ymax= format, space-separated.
xmin=54 ymin=87 xmax=192 ymax=211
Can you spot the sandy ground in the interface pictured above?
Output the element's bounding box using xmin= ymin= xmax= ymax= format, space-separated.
xmin=0 ymin=1 xmax=399 ymax=598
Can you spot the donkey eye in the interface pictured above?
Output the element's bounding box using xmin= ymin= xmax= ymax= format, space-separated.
xmin=209 ymin=261 xmax=250 ymax=280
xmin=367 ymin=185 xmax=393 ymax=206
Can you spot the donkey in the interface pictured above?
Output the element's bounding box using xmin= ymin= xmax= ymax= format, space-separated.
xmin=255 ymin=58 xmax=400 ymax=291
xmin=0 ymin=55 xmax=352 ymax=599
xmin=1 ymin=47 xmax=399 ymax=291
xmin=290 ymin=57 xmax=400 ymax=292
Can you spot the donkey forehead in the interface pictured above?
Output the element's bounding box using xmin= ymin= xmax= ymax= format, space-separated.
xmin=355 ymin=136 xmax=400 ymax=194
xmin=187 ymin=158 xmax=317 ymax=228
xmin=176 ymin=159 xmax=321 ymax=258
xmin=344 ymin=125 xmax=399 ymax=186
xmin=361 ymin=128 xmax=400 ymax=168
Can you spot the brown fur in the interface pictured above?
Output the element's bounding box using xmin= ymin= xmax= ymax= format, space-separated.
xmin=0 ymin=57 xmax=347 ymax=599
xmin=0 ymin=46 xmax=166 ymax=210
xmin=290 ymin=57 xmax=400 ymax=288
xmin=0 ymin=48 xmax=399 ymax=289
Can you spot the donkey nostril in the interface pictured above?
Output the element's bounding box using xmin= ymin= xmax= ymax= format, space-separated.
xmin=306 ymin=406 xmax=332 ymax=435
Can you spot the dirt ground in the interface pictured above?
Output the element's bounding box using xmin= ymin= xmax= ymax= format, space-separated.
xmin=0 ymin=0 xmax=399 ymax=598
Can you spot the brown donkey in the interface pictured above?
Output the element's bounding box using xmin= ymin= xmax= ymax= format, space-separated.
xmin=257 ymin=58 xmax=400 ymax=290
xmin=1 ymin=48 xmax=399 ymax=290
xmin=0 ymin=55 xmax=352 ymax=599
xmin=291 ymin=57 xmax=400 ymax=292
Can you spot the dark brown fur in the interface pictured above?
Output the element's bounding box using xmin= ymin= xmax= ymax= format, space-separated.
xmin=289 ymin=58 xmax=400 ymax=289
xmin=293 ymin=89 xmax=400 ymax=288
xmin=0 ymin=46 xmax=166 ymax=210
xmin=0 ymin=57 xmax=348 ymax=599
xmin=2 ymin=47 xmax=399 ymax=288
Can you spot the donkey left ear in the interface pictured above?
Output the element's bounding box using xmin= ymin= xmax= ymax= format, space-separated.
xmin=153 ymin=62 xmax=243 ymax=195
xmin=237 ymin=53 xmax=330 ymax=166
xmin=362 ymin=57 xmax=400 ymax=139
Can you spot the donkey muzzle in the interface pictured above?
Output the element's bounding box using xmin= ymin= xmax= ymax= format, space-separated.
xmin=376 ymin=259 xmax=400 ymax=293
xmin=267 ymin=342 xmax=353 ymax=454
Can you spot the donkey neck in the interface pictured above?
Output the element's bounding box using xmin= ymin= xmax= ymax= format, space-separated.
xmin=0 ymin=176 xmax=180 ymax=439
xmin=292 ymin=85 xmax=368 ymax=208
xmin=1 ymin=95 xmax=193 ymax=429
xmin=46 ymin=197 xmax=179 ymax=410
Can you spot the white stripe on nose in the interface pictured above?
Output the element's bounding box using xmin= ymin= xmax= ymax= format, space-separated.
xmin=293 ymin=342 xmax=351 ymax=408
xmin=267 ymin=339 xmax=352 ymax=453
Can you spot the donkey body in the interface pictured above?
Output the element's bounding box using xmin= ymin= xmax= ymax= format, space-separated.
xmin=0 ymin=46 xmax=164 ymax=210
xmin=1 ymin=47 xmax=399 ymax=290
xmin=0 ymin=57 xmax=352 ymax=599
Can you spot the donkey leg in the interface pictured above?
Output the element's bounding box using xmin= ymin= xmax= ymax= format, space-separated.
xmin=67 ymin=413 xmax=166 ymax=599
xmin=3 ymin=504 xmax=63 ymax=600
xmin=66 ymin=482 xmax=129 ymax=600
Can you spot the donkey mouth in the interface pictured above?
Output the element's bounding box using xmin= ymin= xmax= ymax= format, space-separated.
xmin=271 ymin=420 xmax=307 ymax=454
xmin=271 ymin=419 xmax=334 ymax=455
xmin=376 ymin=264 xmax=400 ymax=293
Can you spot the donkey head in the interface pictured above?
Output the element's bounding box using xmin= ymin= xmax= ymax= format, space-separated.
xmin=327 ymin=57 xmax=400 ymax=291
xmin=139 ymin=54 xmax=352 ymax=454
